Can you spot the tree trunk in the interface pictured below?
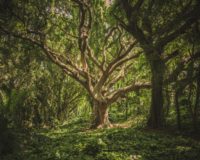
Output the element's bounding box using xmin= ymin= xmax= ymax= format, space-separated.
xmin=147 ymin=59 xmax=165 ymax=128
xmin=193 ymin=73 xmax=200 ymax=132
xmin=187 ymin=84 xmax=196 ymax=132
xmin=90 ymin=101 xmax=112 ymax=129
xmin=164 ymin=86 xmax=171 ymax=117
xmin=175 ymin=91 xmax=181 ymax=130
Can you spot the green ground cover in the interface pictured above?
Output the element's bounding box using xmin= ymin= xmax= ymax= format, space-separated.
xmin=2 ymin=118 xmax=200 ymax=160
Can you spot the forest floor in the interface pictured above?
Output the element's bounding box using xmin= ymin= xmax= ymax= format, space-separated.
xmin=2 ymin=118 xmax=200 ymax=160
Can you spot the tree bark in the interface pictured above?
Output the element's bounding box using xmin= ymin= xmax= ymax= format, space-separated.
xmin=147 ymin=59 xmax=165 ymax=128
xmin=90 ymin=101 xmax=112 ymax=129
xmin=175 ymin=91 xmax=181 ymax=130
xmin=193 ymin=73 xmax=200 ymax=132
xmin=187 ymin=84 xmax=196 ymax=132
xmin=164 ymin=86 xmax=171 ymax=117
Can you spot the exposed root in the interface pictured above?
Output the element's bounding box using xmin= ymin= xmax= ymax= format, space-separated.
xmin=90 ymin=122 xmax=113 ymax=129
xmin=96 ymin=123 xmax=113 ymax=129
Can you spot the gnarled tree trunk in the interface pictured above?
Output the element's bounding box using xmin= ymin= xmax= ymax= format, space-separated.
xmin=90 ymin=101 xmax=112 ymax=129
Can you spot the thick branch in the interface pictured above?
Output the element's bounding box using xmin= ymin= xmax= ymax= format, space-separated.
xmin=165 ymin=51 xmax=200 ymax=84
xmin=0 ymin=27 xmax=89 ymax=87
xmin=164 ymin=50 xmax=179 ymax=63
xmin=109 ymin=51 xmax=141 ymax=75
xmin=86 ymin=45 xmax=103 ymax=71
xmin=74 ymin=0 xmax=92 ymax=71
xmin=106 ymin=63 xmax=133 ymax=89
xmin=157 ymin=6 xmax=200 ymax=49
xmin=94 ymin=41 xmax=137 ymax=93
xmin=120 ymin=0 xmax=150 ymax=49
xmin=107 ymin=81 xmax=151 ymax=104
xmin=133 ymin=0 xmax=145 ymax=11
xmin=156 ymin=1 xmax=195 ymax=37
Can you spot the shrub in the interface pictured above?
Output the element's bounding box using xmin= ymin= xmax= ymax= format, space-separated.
xmin=83 ymin=138 xmax=107 ymax=156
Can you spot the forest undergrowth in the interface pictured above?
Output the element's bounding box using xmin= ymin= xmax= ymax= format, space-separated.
xmin=2 ymin=117 xmax=200 ymax=160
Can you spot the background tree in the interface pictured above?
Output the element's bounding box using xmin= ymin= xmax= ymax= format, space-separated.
xmin=113 ymin=0 xmax=200 ymax=128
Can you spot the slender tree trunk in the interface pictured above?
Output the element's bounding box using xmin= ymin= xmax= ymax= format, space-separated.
xmin=187 ymin=84 xmax=196 ymax=132
xmin=33 ymin=105 xmax=42 ymax=127
xmin=175 ymin=91 xmax=181 ymax=130
xmin=147 ymin=59 xmax=165 ymax=128
xmin=90 ymin=101 xmax=112 ymax=129
xmin=165 ymin=86 xmax=171 ymax=117
xmin=193 ymin=73 xmax=200 ymax=132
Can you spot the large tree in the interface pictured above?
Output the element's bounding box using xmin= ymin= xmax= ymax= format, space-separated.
xmin=0 ymin=0 xmax=150 ymax=128
xmin=113 ymin=0 xmax=200 ymax=128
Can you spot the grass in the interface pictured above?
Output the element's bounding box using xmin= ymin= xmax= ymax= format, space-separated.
xmin=1 ymin=117 xmax=200 ymax=160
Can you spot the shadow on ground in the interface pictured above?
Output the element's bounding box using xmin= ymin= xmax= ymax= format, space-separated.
xmin=1 ymin=118 xmax=200 ymax=160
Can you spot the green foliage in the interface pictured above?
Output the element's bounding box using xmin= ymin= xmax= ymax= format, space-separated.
xmin=0 ymin=0 xmax=200 ymax=159
xmin=83 ymin=138 xmax=107 ymax=156
xmin=96 ymin=152 xmax=125 ymax=160
xmin=2 ymin=118 xmax=200 ymax=160
xmin=0 ymin=37 xmax=87 ymax=128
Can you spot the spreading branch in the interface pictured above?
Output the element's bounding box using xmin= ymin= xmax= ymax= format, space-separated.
xmin=107 ymin=81 xmax=151 ymax=104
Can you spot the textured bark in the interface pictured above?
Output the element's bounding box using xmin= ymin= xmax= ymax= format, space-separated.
xmin=147 ymin=59 xmax=165 ymax=128
xmin=90 ymin=101 xmax=112 ymax=129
